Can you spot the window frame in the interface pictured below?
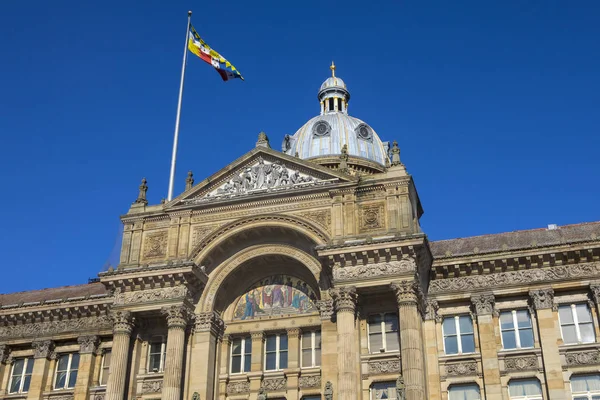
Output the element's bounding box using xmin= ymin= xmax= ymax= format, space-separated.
xmin=448 ymin=383 xmax=481 ymax=400
xmin=442 ymin=315 xmax=475 ymax=355
xmin=264 ymin=333 xmax=288 ymax=371
xmin=367 ymin=312 xmax=400 ymax=354
xmin=147 ymin=336 xmax=167 ymax=373
xmin=301 ymin=330 xmax=321 ymax=368
xmin=99 ymin=350 xmax=111 ymax=386
xmin=53 ymin=353 xmax=80 ymax=390
xmin=558 ymin=303 xmax=596 ymax=345
xmin=370 ymin=381 xmax=398 ymax=400
xmin=570 ymin=374 xmax=600 ymax=399
xmin=508 ymin=378 xmax=543 ymax=400
xmin=500 ymin=309 xmax=535 ymax=350
xmin=229 ymin=336 xmax=252 ymax=374
xmin=8 ymin=357 xmax=34 ymax=394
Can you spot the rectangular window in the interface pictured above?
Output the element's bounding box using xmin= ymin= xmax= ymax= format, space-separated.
xmin=448 ymin=384 xmax=481 ymax=400
xmin=500 ymin=310 xmax=534 ymax=349
xmin=442 ymin=315 xmax=475 ymax=355
xmin=571 ymin=374 xmax=600 ymax=399
xmin=328 ymin=98 xmax=334 ymax=112
xmin=371 ymin=381 xmax=397 ymax=400
xmin=368 ymin=313 xmax=400 ymax=353
xmin=54 ymin=353 xmax=80 ymax=389
xmin=265 ymin=333 xmax=288 ymax=371
xmin=148 ymin=336 xmax=166 ymax=373
xmin=301 ymin=330 xmax=321 ymax=368
xmin=559 ymin=304 xmax=596 ymax=344
xmin=100 ymin=350 xmax=111 ymax=386
xmin=230 ymin=337 xmax=252 ymax=374
xmin=9 ymin=357 xmax=34 ymax=394
xmin=509 ymin=378 xmax=543 ymax=400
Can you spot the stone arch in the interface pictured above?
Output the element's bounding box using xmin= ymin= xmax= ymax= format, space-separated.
xmin=197 ymin=244 xmax=323 ymax=314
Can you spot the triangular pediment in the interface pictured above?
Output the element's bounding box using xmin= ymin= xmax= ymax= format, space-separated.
xmin=168 ymin=147 xmax=356 ymax=208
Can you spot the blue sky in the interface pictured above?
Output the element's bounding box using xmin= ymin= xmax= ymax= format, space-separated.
xmin=1 ymin=1 xmax=599 ymax=293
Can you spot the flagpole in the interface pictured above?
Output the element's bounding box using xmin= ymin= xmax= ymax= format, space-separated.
xmin=167 ymin=10 xmax=192 ymax=201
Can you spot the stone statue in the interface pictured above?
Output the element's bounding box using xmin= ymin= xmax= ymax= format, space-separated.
xmin=257 ymin=387 xmax=267 ymax=400
xmin=390 ymin=140 xmax=401 ymax=166
xmin=339 ymin=144 xmax=349 ymax=173
xmin=396 ymin=375 xmax=406 ymax=400
xmin=324 ymin=381 xmax=333 ymax=400
xmin=282 ymin=134 xmax=291 ymax=152
xmin=191 ymin=392 xmax=200 ymax=400
xmin=185 ymin=171 xmax=194 ymax=191
xmin=134 ymin=178 xmax=148 ymax=205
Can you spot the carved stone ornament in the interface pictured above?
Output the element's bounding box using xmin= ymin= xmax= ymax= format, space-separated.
xmin=471 ymin=293 xmax=495 ymax=316
xmin=192 ymin=224 xmax=224 ymax=246
xmin=565 ymin=350 xmax=600 ymax=366
xmin=298 ymin=210 xmax=331 ymax=233
xmin=429 ymin=263 xmax=600 ymax=294
xmin=191 ymin=392 xmax=200 ymax=400
xmin=114 ymin=286 xmax=189 ymax=305
xmin=390 ymin=280 xmax=422 ymax=307
xmin=313 ymin=120 xmax=332 ymax=137
xmin=32 ymin=340 xmax=55 ymax=359
xmin=261 ymin=377 xmax=287 ymax=391
xmin=529 ymin=288 xmax=554 ymax=310
xmin=445 ymin=361 xmax=478 ymax=376
xmin=299 ymin=375 xmax=321 ymax=388
xmin=78 ymin=335 xmax=99 ymax=354
xmin=110 ymin=310 xmax=135 ymax=335
xmin=334 ymin=259 xmax=416 ymax=282
xmin=94 ymin=395 xmax=105 ymax=400
xmin=316 ymin=299 xmax=335 ymax=321
xmin=161 ymin=305 xmax=192 ymax=329
xmin=425 ymin=299 xmax=440 ymax=322
xmin=187 ymin=157 xmax=336 ymax=204
xmin=226 ymin=380 xmax=250 ymax=394
xmin=0 ymin=344 xmax=10 ymax=364
xmin=324 ymin=381 xmax=334 ymax=400
xmin=0 ymin=315 xmax=112 ymax=340
xmin=330 ymin=286 xmax=358 ymax=314
xmin=141 ymin=379 xmax=163 ymax=393
xmin=368 ymin=359 xmax=400 ymax=375
xmin=504 ymin=355 xmax=538 ymax=371
xmin=359 ymin=203 xmax=385 ymax=232
xmin=143 ymin=231 xmax=168 ymax=259
xmin=194 ymin=311 xmax=225 ymax=335
xmin=590 ymin=284 xmax=600 ymax=305
xmin=257 ymin=388 xmax=267 ymax=400
xmin=48 ymin=395 xmax=74 ymax=400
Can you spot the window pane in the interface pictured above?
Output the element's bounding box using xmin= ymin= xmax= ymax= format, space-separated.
xmin=509 ymin=379 xmax=542 ymax=396
xmin=9 ymin=375 xmax=22 ymax=393
xmin=461 ymin=334 xmax=475 ymax=353
xmin=70 ymin=354 xmax=80 ymax=370
xmin=26 ymin=358 xmax=34 ymax=374
xmin=458 ymin=316 xmax=473 ymax=334
xmin=561 ymin=325 xmax=578 ymax=344
xmin=369 ymin=315 xmax=383 ymax=333
xmin=12 ymin=359 xmax=25 ymax=376
xmin=449 ymin=384 xmax=480 ymax=400
xmin=103 ymin=352 xmax=111 ymax=368
xmin=57 ymin=355 xmax=69 ymax=371
xmin=519 ymin=328 xmax=534 ymax=348
xmin=500 ymin=312 xmax=514 ymax=330
xmin=67 ymin=370 xmax=78 ymax=388
xmin=231 ymin=355 xmax=241 ymax=373
xmin=243 ymin=354 xmax=251 ymax=373
xmin=580 ymin=323 xmax=596 ymax=343
xmin=386 ymin=332 xmax=400 ymax=351
xmin=571 ymin=375 xmax=600 ymax=392
xmin=384 ymin=314 xmax=398 ymax=332
xmin=266 ymin=336 xmax=277 ymax=352
xmin=314 ymin=346 xmax=321 ymax=366
xmin=559 ymin=305 xmax=574 ymax=324
xmin=280 ymin=335 xmax=288 ymax=351
xmin=576 ymin=304 xmax=593 ymax=323
xmin=302 ymin=349 xmax=312 ymax=367
xmin=516 ymin=310 xmax=532 ymax=328
xmin=232 ymin=339 xmax=242 ymax=355
xmin=55 ymin=371 xmax=67 ymax=389
xmin=443 ymin=318 xmax=456 ymax=335
xmin=266 ymin=352 xmax=276 ymax=370
xmin=502 ymin=330 xmax=517 ymax=349
xmin=149 ymin=354 xmax=161 ymax=371
xmin=150 ymin=342 xmax=163 ymax=354
xmin=444 ymin=336 xmax=459 ymax=355
xmin=315 ymin=331 xmax=321 ymax=348
xmin=244 ymin=338 xmax=252 ymax=355
xmin=302 ymin=332 xmax=312 ymax=350
xmin=22 ymin=375 xmax=31 ymax=393
xmin=370 ymin=333 xmax=383 ymax=352
xmin=279 ymin=350 xmax=288 ymax=369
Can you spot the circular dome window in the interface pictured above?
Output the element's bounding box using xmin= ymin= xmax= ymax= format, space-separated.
xmin=313 ymin=120 xmax=331 ymax=137
xmin=355 ymin=124 xmax=373 ymax=142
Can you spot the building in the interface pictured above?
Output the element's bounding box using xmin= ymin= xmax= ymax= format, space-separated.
xmin=1 ymin=65 xmax=600 ymax=400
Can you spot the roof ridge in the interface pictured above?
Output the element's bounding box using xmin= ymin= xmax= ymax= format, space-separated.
xmin=0 ymin=281 xmax=102 ymax=298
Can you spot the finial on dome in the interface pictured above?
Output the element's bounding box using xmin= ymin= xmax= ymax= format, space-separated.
xmin=256 ymin=131 xmax=271 ymax=148
xmin=330 ymin=61 xmax=336 ymax=78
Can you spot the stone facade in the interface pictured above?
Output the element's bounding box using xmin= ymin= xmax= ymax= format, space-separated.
xmin=1 ymin=71 xmax=600 ymax=400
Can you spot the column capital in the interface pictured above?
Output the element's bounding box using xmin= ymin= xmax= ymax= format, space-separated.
xmin=330 ymin=286 xmax=358 ymax=314
xmin=32 ymin=339 xmax=55 ymax=359
xmin=0 ymin=344 xmax=10 ymax=364
xmin=251 ymin=331 xmax=265 ymax=342
xmin=424 ymin=299 xmax=441 ymax=322
xmin=193 ymin=311 xmax=225 ymax=336
xmin=529 ymin=288 xmax=555 ymax=310
xmin=316 ymin=299 xmax=334 ymax=321
xmin=110 ymin=310 xmax=135 ymax=335
xmin=390 ymin=280 xmax=423 ymax=306
xmin=162 ymin=305 xmax=192 ymax=329
xmin=590 ymin=284 xmax=600 ymax=304
xmin=286 ymin=327 xmax=301 ymax=338
xmin=471 ymin=293 xmax=495 ymax=316
xmin=78 ymin=335 xmax=100 ymax=354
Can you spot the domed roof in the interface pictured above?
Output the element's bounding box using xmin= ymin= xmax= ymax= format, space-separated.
xmin=320 ymin=76 xmax=347 ymax=91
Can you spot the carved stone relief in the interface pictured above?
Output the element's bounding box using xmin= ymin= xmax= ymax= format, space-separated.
xmin=0 ymin=315 xmax=111 ymax=340
xmin=316 ymin=299 xmax=334 ymax=321
xmin=226 ymin=380 xmax=250 ymax=394
xmin=192 ymin=224 xmax=224 ymax=247
xmin=298 ymin=210 xmax=331 ymax=233
xmin=471 ymin=293 xmax=495 ymax=316
xmin=565 ymin=350 xmax=600 ymax=366
xmin=445 ymin=362 xmax=477 ymax=376
xmin=78 ymin=335 xmax=99 ymax=354
xmin=261 ymin=377 xmax=287 ymax=391
xmin=143 ymin=231 xmax=168 ymax=259
xmin=529 ymin=289 xmax=554 ymax=310
xmin=334 ymin=259 xmax=416 ymax=282
xmin=299 ymin=375 xmax=321 ymax=388
xmin=504 ymin=355 xmax=538 ymax=371
xmin=367 ymin=359 xmax=400 ymax=375
xmin=359 ymin=203 xmax=385 ymax=232
xmin=141 ymin=379 xmax=163 ymax=393
xmin=113 ymin=286 xmax=189 ymax=305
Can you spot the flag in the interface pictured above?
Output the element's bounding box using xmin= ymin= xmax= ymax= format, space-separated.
xmin=187 ymin=25 xmax=244 ymax=81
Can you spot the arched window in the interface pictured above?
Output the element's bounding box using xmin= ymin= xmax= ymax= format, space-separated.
xmin=448 ymin=383 xmax=481 ymax=400
xmin=571 ymin=374 xmax=600 ymax=399
xmin=508 ymin=379 xmax=543 ymax=399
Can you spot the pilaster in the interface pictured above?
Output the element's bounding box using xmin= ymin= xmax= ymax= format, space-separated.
xmin=470 ymin=293 xmax=501 ymax=400
xmin=330 ymin=286 xmax=358 ymax=400
xmin=250 ymin=332 xmax=266 ymax=394
xmin=317 ymin=299 xmax=338 ymax=397
xmin=0 ymin=345 xmax=11 ymax=396
xmin=287 ymin=327 xmax=301 ymax=394
xmin=27 ymin=340 xmax=55 ymax=400
xmin=423 ymin=299 xmax=442 ymax=400
xmin=189 ymin=311 xmax=225 ymax=400
xmin=74 ymin=335 xmax=99 ymax=400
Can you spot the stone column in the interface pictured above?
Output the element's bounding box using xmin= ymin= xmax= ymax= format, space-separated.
xmin=317 ymin=299 xmax=338 ymax=396
xmin=27 ymin=340 xmax=55 ymax=400
xmin=189 ymin=311 xmax=224 ymax=400
xmin=330 ymin=286 xmax=359 ymax=400
xmin=589 ymin=284 xmax=600 ymax=322
xmin=161 ymin=305 xmax=191 ymax=400
xmin=471 ymin=293 xmax=501 ymax=400
xmin=287 ymin=327 xmax=301 ymax=392
xmin=105 ymin=311 xmax=135 ymax=400
xmin=530 ymin=289 xmax=565 ymax=399
xmin=391 ymin=280 xmax=426 ymax=400
xmin=423 ymin=299 xmax=442 ymax=400
xmin=73 ymin=335 xmax=100 ymax=400
xmin=0 ymin=345 xmax=11 ymax=396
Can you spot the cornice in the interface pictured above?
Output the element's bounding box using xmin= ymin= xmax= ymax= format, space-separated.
xmin=0 ymin=298 xmax=111 ymax=318
xmin=317 ymin=233 xmax=426 ymax=255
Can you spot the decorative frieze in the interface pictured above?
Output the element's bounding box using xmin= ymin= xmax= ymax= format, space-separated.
xmin=529 ymin=288 xmax=554 ymax=310
xmin=471 ymin=293 xmax=495 ymax=316
xmin=333 ymin=259 xmax=416 ymax=282
xmin=299 ymin=375 xmax=321 ymax=389
xmin=143 ymin=231 xmax=168 ymax=259
xmin=429 ymin=263 xmax=600 ymax=293
xmin=113 ymin=286 xmax=189 ymax=305
xmin=316 ymin=299 xmax=334 ymax=321
xmin=194 ymin=311 xmax=225 ymax=335
xmin=141 ymin=379 xmax=163 ymax=393
xmin=78 ymin=335 xmax=99 ymax=354
xmin=298 ymin=210 xmax=331 ymax=233
xmin=226 ymin=380 xmax=250 ymax=394
xmin=161 ymin=305 xmax=192 ymax=329
xmin=359 ymin=203 xmax=385 ymax=232
xmin=445 ymin=361 xmax=477 ymax=376
xmin=261 ymin=377 xmax=287 ymax=391
xmin=192 ymin=224 xmax=224 ymax=247
xmin=504 ymin=355 xmax=538 ymax=371
xmin=0 ymin=315 xmax=111 ymax=340
xmin=110 ymin=310 xmax=135 ymax=335
xmin=367 ymin=359 xmax=400 ymax=375
xmin=424 ymin=299 xmax=440 ymax=322
xmin=32 ymin=340 xmax=55 ymax=359
xmin=330 ymin=286 xmax=358 ymax=314
xmin=565 ymin=350 xmax=600 ymax=366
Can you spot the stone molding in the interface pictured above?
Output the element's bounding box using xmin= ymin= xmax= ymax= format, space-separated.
xmin=504 ymin=355 xmax=538 ymax=371
xmin=330 ymin=286 xmax=358 ymax=314
xmin=161 ymin=305 xmax=192 ymax=329
xmin=47 ymin=395 xmax=74 ymax=400
xmin=367 ymin=359 xmax=400 ymax=375
xmin=471 ymin=293 xmax=495 ymax=316
xmin=286 ymin=327 xmax=301 ymax=337
xmin=226 ymin=380 xmax=250 ymax=394
xmin=113 ymin=286 xmax=189 ymax=305
xmin=299 ymin=375 xmax=321 ymax=388
xmin=143 ymin=231 xmax=168 ymax=259
xmin=424 ymin=299 xmax=440 ymax=322
xmin=141 ymin=379 xmax=163 ymax=393
xmin=429 ymin=262 xmax=600 ymax=293
xmin=529 ymin=289 xmax=554 ymax=310
xmin=565 ymin=350 xmax=600 ymax=366
xmin=110 ymin=310 xmax=135 ymax=335
xmin=32 ymin=340 xmax=55 ymax=359
xmin=0 ymin=344 xmax=10 ymax=364
xmin=251 ymin=332 xmax=265 ymax=341
xmin=445 ymin=361 xmax=478 ymax=376
xmin=78 ymin=335 xmax=100 ymax=354
xmin=333 ymin=259 xmax=416 ymax=282
xmin=261 ymin=377 xmax=287 ymax=391
xmin=590 ymin=284 xmax=600 ymax=305
xmin=0 ymin=315 xmax=111 ymax=340
xmin=298 ymin=210 xmax=331 ymax=234
xmin=194 ymin=311 xmax=225 ymax=335
xmin=316 ymin=299 xmax=334 ymax=321
xmin=390 ymin=280 xmax=423 ymax=308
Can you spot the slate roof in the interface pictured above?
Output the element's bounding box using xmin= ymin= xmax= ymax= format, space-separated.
xmin=430 ymin=221 xmax=600 ymax=259
xmin=0 ymin=282 xmax=107 ymax=306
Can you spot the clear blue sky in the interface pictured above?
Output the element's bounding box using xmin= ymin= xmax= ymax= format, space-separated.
xmin=1 ymin=1 xmax=599 ymax=294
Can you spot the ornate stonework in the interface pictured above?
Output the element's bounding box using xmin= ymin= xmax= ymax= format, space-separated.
xmin=226 ymin=380 xmax=250 ymax=394
xmin=161 ymin=305 xmax=192 ymax=329
xmin=78 ymin=335 xmax=99 ymax=354
xmin=194 ymin=311 xmax=225 ymax=335
xmin=359 ymin=203 xmax=385 ymax=232
xmin=32 ymin=340 xmax=55 ymax=359
xmin=529 ymin=288 xmax=554 ymax=310
xmin=445 ymin=362 xmax=478 ymax=376
xmin=141 ymin=379 xmax=163 ymax=393
xmin=110 ymin=310 xmax=135 ymax=335
xmin=504 ymin=355 xmax=538 ymax=371
xmin=143 ymin=231 xmax=168 ymax=259
xmin=471 ymin=293 xmax=495 ymax=316
xmin=565 ymin=350 xmax=600 ymax=366
xmin=316 ymin=299 xmax=334 ymax=321
xmin=261 ymin=377 xmax=287 ymax=391
xmin=0 ymin=344 xmax=10 ymax=364
xmin=298 ymin=210 xmax=331 ymax=233
xmin=0 ymin=315 xmax=111 ymax=340
xmin=113 ymin=286 xmax=189 ymax=305
xmin=390 ymin=280 xmax=423 ymax=307
xmin=424 ymin=299 xmax=440 ymax=322
xmin=191 ymin=223 xmax=224 ymax=246
xmin=368 ymin=359 xmax=400 ymax=375
xmin=330 ymin=286 xmax=358 ymax=314
xmin=333 ymin=259 xmax=416 ymax=282
xmin=299 ymin=375 xmax=321 ymax=388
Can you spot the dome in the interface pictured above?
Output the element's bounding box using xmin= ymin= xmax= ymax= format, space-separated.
xmin=282 ymin=63 xmax=389 ymax=170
